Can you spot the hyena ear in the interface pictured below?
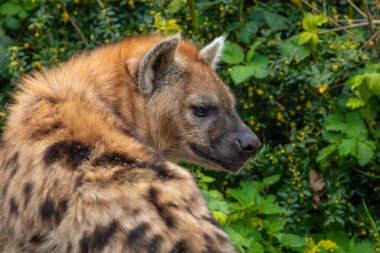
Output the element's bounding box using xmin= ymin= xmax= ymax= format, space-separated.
xmin=199 ymin=35 xmax=226 ymax=69
xmin=138 ymin=34 xmax=180 ymax=95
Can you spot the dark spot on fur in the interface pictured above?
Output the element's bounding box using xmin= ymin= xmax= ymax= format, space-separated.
xmin=151 ymin=163 xmax=175 ymax=180
xmin=2 ymin=152 xmax=19 ymax=171
xmin=202 ymin=234 xmax=219 ymax=253
xmin=23 ymin=182 xmax=33 ymax=209
xmin=43 ymin=141 xmax=92 ymax=168
xmin=66 ymin=242 xmax=72 ymax=253
xmin=204 ymin=216 xmax=221 ymax=228
xmin=93 ymin=153 xmax=141 ymax=168
xmin=90 ymin=220 xmax=119 ymax=251
xmin=9 ymin=197 xmax=18 ymax=216
xmin=30 ymin=235 xmax=44 ymax=244
xmin=121 ymin=128 xmax=147 ymax=144
xmin=2 ymin=164 xmax=19 ymax=199
xmin=79 ymin=236 xmax=90 ymax=253
xmin=75 ymin=174 xmax=84 ymax=189
xmin=79 ymin=220 xmax=119 ymax=253
xmin=149 ymin=187 xmax=175 ymax=228
xmin=31 ymin=122 xmax=63 ymax=139
xmin=127 ymin=223 xmax=150 ymax=246
xmin=171 ymin=240 xmax=188 ymax=253
xmin=214 ymin=232 xmax=230 ymax=244
xmin=53 ymin=199 xmax=69 ymax=225
xmin=147 ymin=235 xmax=163 ymax=252
xmin=40 ymin=198 xmax=55 ymax=221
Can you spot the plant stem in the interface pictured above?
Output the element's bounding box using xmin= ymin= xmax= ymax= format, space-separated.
xmin=238 ymin=0 xmax=245 ymax=23
xmin=361 ymin=0 xmax=380 ymax=58
xmin=188 ymin=0 xmax=198 ymax=34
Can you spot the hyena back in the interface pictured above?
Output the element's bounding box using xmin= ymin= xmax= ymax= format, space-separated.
xmin=0 ymin=35 xmax=260 ymax=253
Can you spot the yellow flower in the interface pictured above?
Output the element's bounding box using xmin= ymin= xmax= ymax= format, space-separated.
xmin=23 ymin=42 xmax=30 ymax=49
xmin=0 ymin=111 xmax=5 ymax=117
xmin=10 ymin=61 xmax=18 ymax=67
xmin=55 ymin=3 xmax=62 ymax=9
xmin=256 ymin=89 xmax=264 ymax=96
xmin=61 ymin=12 xmax=70 ymax=23
xmin=34 ymin=61 xmax=42 ymax=69
xmin=318 ymin=239 xmax=338 ymax=251
xmin=252 ymin=217 xmax=264 ymax=231
xmin=318 ymin=84 xmax=328 ymax=94
xmin=269 ymin=95 xmax=273 ymax=100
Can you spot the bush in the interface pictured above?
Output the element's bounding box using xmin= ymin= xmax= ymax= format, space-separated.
xmin=0 ymin=0 xmax=379 ymax=252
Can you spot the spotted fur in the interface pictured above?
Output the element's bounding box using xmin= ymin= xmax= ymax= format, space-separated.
xmin=0 ymin=35 xmax=239 ymax=253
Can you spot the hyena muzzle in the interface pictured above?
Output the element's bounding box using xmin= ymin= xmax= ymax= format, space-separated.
xmin=0 ymin=34 xmax=261 ymax=253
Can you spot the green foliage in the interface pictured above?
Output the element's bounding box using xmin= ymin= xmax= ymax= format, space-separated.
xmin=0 ymin=0 xmax=379 ymax=252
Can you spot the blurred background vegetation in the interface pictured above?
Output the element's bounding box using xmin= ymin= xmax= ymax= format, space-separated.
xmin=0 ymin=0 xmax=379 ymax=252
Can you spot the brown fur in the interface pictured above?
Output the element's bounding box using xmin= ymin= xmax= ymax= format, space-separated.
xmin=0 ymin=35 xmax=242 ymax=253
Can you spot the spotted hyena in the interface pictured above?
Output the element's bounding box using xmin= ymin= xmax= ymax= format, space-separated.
xmin=0 ymin=34 xmax=261 ymax=253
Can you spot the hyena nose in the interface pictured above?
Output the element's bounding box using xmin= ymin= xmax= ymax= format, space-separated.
xmin=236 ymin=132 xmax=261 ymax=156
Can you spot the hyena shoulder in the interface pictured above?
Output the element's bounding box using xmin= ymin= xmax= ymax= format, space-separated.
xmin=0 ymin=35 xmax=257 ymax=253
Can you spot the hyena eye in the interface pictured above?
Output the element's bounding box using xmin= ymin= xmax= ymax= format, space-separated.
xmin=192 ymin=106 xmax=213 ymax=117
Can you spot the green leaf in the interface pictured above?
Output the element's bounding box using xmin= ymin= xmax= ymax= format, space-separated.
xmin=346 ymin=98 xmax=365 ymax=109
xmin=263 ymin=11 xmax=288 ymax=31
xmin=357 ymin=140 xmax=375 ymax=165
xmin=258 ymin=199 xmax=286 ymax=214
xmin=354 ymin=240 xmax=376 ymax=253
xmin=221 ymin=42 xmax=244 ymax=64
xmin=231 ymin=65 xmax=256 ymax=84
xmin=237 ymin=21 xmax=258 ymax=44
xmin=5 ymin=16 xmax=20 ymax=30
xmin=167 ymin=0 xmax=182 ymax=14
xmin=315 ymin=15 xmax=328 ymax=26
xmin=247 ymin=241 xmax=264 ymax=253
xmin=365 ymin=73 xmax=380 ymax=97
xmin=278 ymin=36 xmax=311 ymax=60
xmin=324 ymin=113 xmax=348 ymax=132
xmin=278 ymin=233 xmax=307 ymax=248
xmin=246 ymin=41 xmax=262 ymax=62
xmin=262 ymin=175 xmax=281 ymax=186
xmin=322 ymin=131 xmax=342 ymax=143
xmin=317 ymin=143 xmax=338 ymax=163
xmin=229 ymin=181 xmax=259 ymax=207
xmin=311 ymin=33 xmax=319 ymax=45
xmin=225 ymin=227 xmax=252 ymax=248
xmin=302 ymin=13 xmax=316 ymax=31
xmin=212 ymin=210 xmax=228 ymax=226
xmin=338 ymin=138 xmax=358 ymax=157
xmin=298 ymin=32 xmax=312 ymax=45
xmin=0 ymin=2 xmax=21 ymax=16
xmin=208 ymin=198 xmax=231 ymax=214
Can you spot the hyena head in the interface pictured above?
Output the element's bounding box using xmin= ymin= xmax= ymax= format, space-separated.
xmin=135 ymin=34 xmax=261 ymax=172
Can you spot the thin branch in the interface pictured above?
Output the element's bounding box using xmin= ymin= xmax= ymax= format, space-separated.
xmin=361 ymin=0 xmax=380 ymax=57
xmin=320 ymin=20 xmax=380 ymax=34
xmin=347 ymin=0 xmax=367 ymax=18
xmin=96 ymin=0 xmax=105 ymax=9
xmin=188 ymin=0 xmax=199 ymax=34
xmin=63 ymin=5 xmax=88 ymax=45
xmin=360 ymin=30 xmax=380 ymax=50
xmin=238 ymin=0 xmax=245 ymax=23
xmin=300 ymin=0 xmax=366 ymax=44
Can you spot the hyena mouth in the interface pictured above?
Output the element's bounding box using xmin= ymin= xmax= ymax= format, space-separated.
xmin=189 ymin=143 xmax=244 ymax=172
